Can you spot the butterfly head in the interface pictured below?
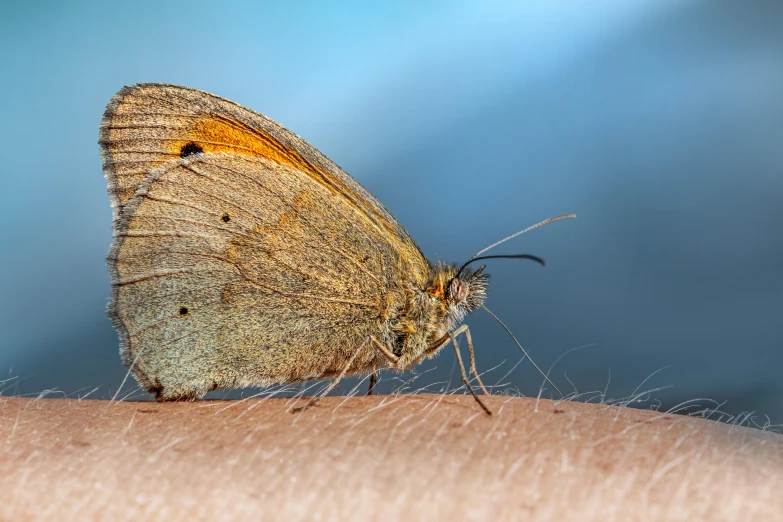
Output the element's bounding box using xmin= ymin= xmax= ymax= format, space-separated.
xmin=447 ymin=265 xmax=489 ymax=316
xmin=426 ymin=263 xmax=490 ymax=328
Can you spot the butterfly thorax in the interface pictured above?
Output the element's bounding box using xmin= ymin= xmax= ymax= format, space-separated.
xmin=390 ymin=263 xmax=489 ymax=368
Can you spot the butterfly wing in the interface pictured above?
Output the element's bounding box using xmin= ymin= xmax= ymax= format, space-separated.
xmin=100 ymin=84 xmax=429 ymax=399
xmin=110 ymin=153 xmax=425 ymax=400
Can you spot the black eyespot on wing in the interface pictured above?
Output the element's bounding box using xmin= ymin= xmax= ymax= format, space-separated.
xmin=179 ymin=307 xmax=189 ymax=316
xmin=221 ymin=213 xmax=231 ymax=223
xmin=180 ymin=142 xmax=204 ymax=157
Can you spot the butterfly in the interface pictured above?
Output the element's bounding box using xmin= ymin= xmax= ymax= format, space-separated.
xmin=99 ymin=83 xmax=574 ymax=413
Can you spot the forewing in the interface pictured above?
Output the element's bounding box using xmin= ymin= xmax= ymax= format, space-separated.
xmin=98 ymin=83 xmax=424 ymax=281
xmin=109 ymin=153 xmax=425 ymax=399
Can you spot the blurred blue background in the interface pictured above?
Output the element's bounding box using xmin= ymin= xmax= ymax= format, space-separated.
xmin=1 ymin=1 xmax=781 ymax=423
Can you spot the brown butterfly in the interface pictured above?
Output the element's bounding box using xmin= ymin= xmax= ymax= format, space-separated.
xmin=99 ymin=84 xmax=574 ymax=413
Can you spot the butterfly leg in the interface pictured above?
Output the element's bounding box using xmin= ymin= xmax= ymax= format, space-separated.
xmin=292 ymin=336 xmax=370 ymax=413
xmin=454 ymin=325 xmax=489 ymax=396
xmin=449 ymin=330 xmax=492 ymax=415
xmin=424 ymin=325 xmax=489 ymax=396
xmin=365 ymin=337 xmax=403 ymax=395
xmin=293 ymin=336 xmax=397 ymax=412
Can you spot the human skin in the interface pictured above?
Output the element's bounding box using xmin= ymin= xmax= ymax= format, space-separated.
xmin=0 ymin=393 xmax=780 ymax=521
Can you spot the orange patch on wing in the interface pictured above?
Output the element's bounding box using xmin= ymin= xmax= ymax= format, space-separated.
xmin=172 ymin=114 xmax=310 ymax=171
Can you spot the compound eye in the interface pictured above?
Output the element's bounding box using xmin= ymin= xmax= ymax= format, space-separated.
xmin=449 ymin=278 xmax=469 ymax=303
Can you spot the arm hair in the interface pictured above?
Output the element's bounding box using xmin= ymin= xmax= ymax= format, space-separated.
xmin=1 ymin=394 xmax=781 ymax=521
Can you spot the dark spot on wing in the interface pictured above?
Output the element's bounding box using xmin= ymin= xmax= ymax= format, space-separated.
xmin=222 ymin=213 xmax=231 ymax=223
xmin=180 ymin=142 xmax=204 ymax=157
xmin=553 ymin=409 xmax=565 ymax=414
xmin=179 ymin=307 xmax=189 ymax=316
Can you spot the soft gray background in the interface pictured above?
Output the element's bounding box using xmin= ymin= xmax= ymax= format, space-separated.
xmin=1 ymin=1 xmax=781 ymax=423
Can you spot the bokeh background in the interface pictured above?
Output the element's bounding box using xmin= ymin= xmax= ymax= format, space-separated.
xmin=1 ymin=1 xmax=781 ymax=423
